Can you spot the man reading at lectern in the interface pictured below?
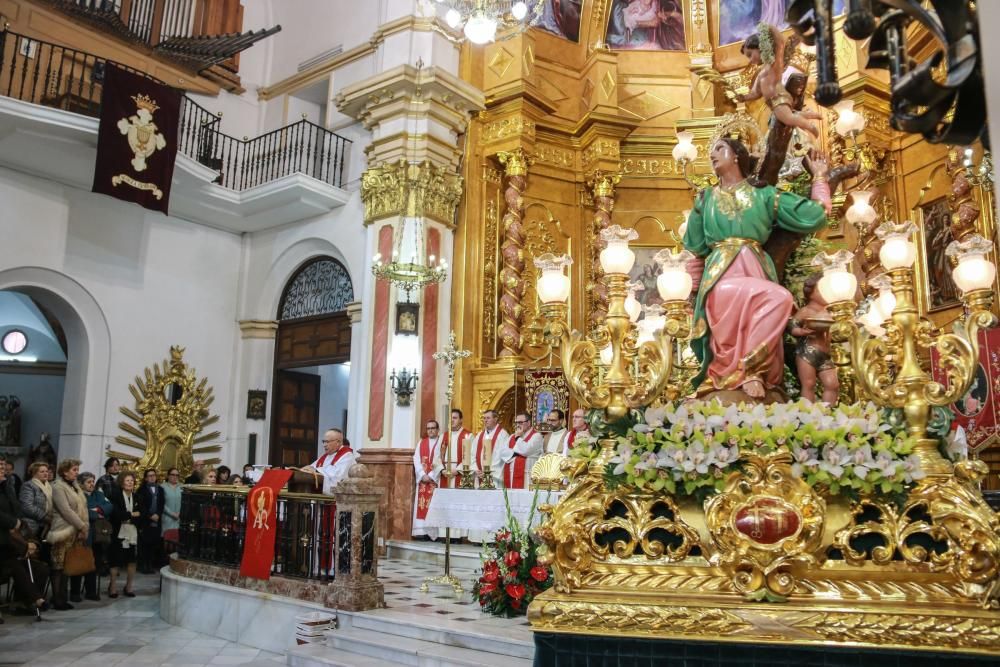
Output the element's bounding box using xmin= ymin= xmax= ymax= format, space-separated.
xmin=411 ymin=419 xmax=444 ymax=540
xmin=494 ymin=412 xmax=544 ymax=489
xmin=303 ymin=428 xmax=356 ymax=494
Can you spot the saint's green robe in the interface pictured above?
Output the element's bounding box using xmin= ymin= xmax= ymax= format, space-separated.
xmin=681 ymin=183 xmax=827 ymax=390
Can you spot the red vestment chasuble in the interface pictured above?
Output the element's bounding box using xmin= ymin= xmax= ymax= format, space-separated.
xmin=415 ymin=437 xmax=437 ymax=520
xmin=503 ymin=429 xmax=537 ymax=489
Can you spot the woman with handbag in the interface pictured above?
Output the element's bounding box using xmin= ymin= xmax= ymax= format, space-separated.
xmin=48 ymin=459 xmax=90 ymax=610
xmin=108 ymin=471 xmax=139 ymax=598
xmin=19 ymin=462 xmax=52 ymax=539
xmin=69 ymin=472 xmax=112 ymax=603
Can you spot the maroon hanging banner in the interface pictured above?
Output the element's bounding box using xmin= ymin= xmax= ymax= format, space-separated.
xmin=92 ymin=64 xmax=181 ymax=214
xmin=239 ymin=468 xmax=294 ymax=580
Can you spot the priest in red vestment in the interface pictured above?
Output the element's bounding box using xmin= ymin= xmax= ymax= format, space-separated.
xmin=412 ymin=419 xmax=444 ymax=540
xmin=441 ymin=408 xmax=472 ymax=489
xmin=494 ymin=411 xmax=544 ymax=489
xmin=303 ymin=428 xmax=356 ymax=494
xmin=473 ymin=410 xmax=509 ymax=485
xmin=564 ymin=408 xmax=591 ymax=455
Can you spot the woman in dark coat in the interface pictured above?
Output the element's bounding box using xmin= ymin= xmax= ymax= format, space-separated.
xmin=136 ymin=468 xmax=165 ymax=573
xmin=107 ymin=471 xmax=140 ymax=598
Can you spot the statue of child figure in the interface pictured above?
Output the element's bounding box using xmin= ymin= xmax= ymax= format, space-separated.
xmin=789 ymin=274 xmax=839 ymax=403
xmin=738 ymin=22 xmax=823 ymax=138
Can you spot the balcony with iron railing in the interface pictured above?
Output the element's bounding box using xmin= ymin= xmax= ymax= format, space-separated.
xmin=0 ymin=27 xmax=354 ymax=230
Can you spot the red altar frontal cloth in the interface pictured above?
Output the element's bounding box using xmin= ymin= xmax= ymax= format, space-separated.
xmin=240 ymin=469 xmax=294 ymax=580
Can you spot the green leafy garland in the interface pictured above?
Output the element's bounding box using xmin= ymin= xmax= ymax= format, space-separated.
xmin=757 ymin=22 xmax=776 ymax=66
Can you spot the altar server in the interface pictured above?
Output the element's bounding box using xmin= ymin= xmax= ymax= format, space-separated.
xmin=412 ymin=420 xmax=444 ymax=540
xmin=304 ymin=429 xmax=356 ymax=494
xmin=494 ymin=412 xmax=544 ymax=489
xmin=542 ymin=409 xmax=571 ymax=454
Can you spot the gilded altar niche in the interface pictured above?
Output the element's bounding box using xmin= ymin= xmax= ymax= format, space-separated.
xmin=451 ymin=0 xmax=702 ymax=429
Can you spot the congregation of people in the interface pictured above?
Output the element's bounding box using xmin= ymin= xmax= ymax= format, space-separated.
xmin=0 ymin=450 xmax=252 ymax=620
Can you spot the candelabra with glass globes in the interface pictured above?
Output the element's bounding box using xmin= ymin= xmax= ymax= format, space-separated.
xmin=813 ymin=223 xmax=997 ymax=476
xmin=534 ymin=226 xmax=696 ymax=421
xmin=432 ymin=0 xmax=545 ymax=45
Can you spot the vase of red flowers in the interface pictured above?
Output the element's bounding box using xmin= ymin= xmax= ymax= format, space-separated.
xmin=472 ymin=488 xmax=553 ymax=617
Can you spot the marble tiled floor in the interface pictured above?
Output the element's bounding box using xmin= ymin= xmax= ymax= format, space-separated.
xmin=1 ymin=556 xmax=532 ymax=667
xmin=0 ymin=573 xmax=285 ymax=667
xmin=377 ymin=559 xmax=533 ymax=645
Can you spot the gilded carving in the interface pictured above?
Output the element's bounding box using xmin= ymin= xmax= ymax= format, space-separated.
xmin=535 ymin=143 xmax=575 ymax=169
xmin=705 ymin=453 xmax=826 ymax=601
xmin=111 ymin=346 xmax=221 ymax=480
xmin=620 ymin=158 xmax=685 ymax=177
xmin=361 ymin=159 xmax=464 ymax=226
xmin=787 ymin=611 xmax=1000 ymax=651
xmin=481 ymin=116 xmax=536 ymax=143
xmin=528 ymin=600 xmax=753 ymax=635
xmin=582 ymin=139 xmax=620 ymax=172
xmin=483 ymin=198 xmax=499 ymax=350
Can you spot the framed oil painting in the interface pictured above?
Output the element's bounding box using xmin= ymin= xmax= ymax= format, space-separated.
xmin=521 ymin=369 xmax=569 ymax=433
xmin=536 ymin=0 xmax=583 ymax=42
xmin=605 ymin=0 xmax=686 ymax=51
xmin=629 ymin=246 xmax=672 ymax=308
xmin=917 ymin=197 xmax=962 ymax=312
xmin=718 ymin=0 xmax=845 ymax=45
xmin=247 ymin=390 xmax=267 ymax=420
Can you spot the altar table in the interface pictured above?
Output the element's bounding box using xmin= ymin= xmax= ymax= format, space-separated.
xmin=424 ymin=488 xmax=562 ymax=533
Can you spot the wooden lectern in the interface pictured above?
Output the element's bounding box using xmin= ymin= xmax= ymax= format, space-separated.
xmin=288 ymin=469 xmax=323 ymax=494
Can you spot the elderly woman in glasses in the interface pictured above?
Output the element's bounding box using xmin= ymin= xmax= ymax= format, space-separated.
xmin=69 ymin=471 xmax=112 ymax=603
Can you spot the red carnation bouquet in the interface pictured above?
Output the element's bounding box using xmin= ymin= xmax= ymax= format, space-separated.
xmin=472 ymin=488 xmax=554 ymax=617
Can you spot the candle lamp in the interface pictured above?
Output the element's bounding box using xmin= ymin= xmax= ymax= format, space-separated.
xmin=480 ymin=438 xmax=495 ymax=490
xmin=816 ymin=222 xmax=998 ymax=476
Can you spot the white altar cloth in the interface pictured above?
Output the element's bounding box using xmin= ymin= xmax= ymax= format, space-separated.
xmin=424 ymin=488 xmax=562 ymax=533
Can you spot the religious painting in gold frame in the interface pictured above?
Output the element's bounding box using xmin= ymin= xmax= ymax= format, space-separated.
xmin=605 ymin=0 xmax=686 ymax=51
xmin=714 ymin=0 xmax=846 ymax=46
xmin=518 ymin=369 xmax=569 ymax=433
xmin=629 ymin=245 xmax=672 ymax=308
xmin=914 ymin=196 xmax=962 ymax=313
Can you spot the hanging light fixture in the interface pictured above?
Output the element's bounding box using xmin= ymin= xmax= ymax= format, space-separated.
xmin=370 ymin=58 xmax=450 ymax=298
xmin=433 ymin=0 xmax=546 ymax=45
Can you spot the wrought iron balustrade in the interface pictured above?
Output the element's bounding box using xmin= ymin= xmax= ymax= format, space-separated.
xmin=0 ymin=29 xmax=352 ymax=190
xmin=178 ymin=485 xmax=337 ymax=581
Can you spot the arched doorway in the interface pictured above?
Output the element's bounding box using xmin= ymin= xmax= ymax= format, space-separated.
xmin=269 ymin=257 xmax=354 ymax=467
xmin=0 ymin=267 xmax=112 ymax=473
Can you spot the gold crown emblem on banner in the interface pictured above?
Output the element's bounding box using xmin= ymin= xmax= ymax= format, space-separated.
xmin=131 ymin=93 xmax=160 ymax=114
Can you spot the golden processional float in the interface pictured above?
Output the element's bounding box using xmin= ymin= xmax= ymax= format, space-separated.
xmin=519 ymin=12 xmax=1000 ymax=664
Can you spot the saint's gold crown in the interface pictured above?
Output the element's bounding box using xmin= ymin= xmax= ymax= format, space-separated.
xmin=131 ymin=93 xmax=160 ymax=114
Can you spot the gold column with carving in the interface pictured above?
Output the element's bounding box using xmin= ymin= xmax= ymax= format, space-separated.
xmin=496 ymin=148 xmax=533 ymax=358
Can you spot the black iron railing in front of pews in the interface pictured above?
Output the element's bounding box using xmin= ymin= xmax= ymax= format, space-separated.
xmin=178 ymin=485 xmax=338 ymax=582
xmin=0 ymin=29 xmax=351 ymax=190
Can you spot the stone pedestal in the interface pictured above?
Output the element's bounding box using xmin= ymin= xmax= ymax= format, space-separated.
xmin=330 ymin=463 xmax=385 ymax=611
xmin=357 ymin=448 xmax=416 ymax=549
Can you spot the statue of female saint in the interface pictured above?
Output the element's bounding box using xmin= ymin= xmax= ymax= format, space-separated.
xmin=682 ymin=137 xmax=831 ymax=400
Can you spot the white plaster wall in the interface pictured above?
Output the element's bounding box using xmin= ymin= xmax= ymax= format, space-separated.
xmin=0 ymin=167 xmax=243 ymax=474
xmin=229 ymin=187 xmax=371 ymax=461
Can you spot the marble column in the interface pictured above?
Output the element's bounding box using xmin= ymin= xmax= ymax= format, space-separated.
xmin=344 ymin=301 xmax=364 ymax=449
xmin=236 ymin=319 xmax=278 ymax=464
xmin=331 ymin=463 xmax=385 ymax=611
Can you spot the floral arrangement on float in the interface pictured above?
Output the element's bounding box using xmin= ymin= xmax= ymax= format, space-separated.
xmin=473 ymin=489 xmax=553 ymax=617
xmin=569 ymin=399 xmax=963 ymax=502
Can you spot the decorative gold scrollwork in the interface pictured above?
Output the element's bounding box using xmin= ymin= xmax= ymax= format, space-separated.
xmin=704 ymin=453 xmax=825 ymax=601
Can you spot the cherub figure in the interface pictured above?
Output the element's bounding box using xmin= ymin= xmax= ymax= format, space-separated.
xmin=737 ymin=23 xmax=823 ymax=138
xmin=789 ymin=273 xmax=839 ymax=403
